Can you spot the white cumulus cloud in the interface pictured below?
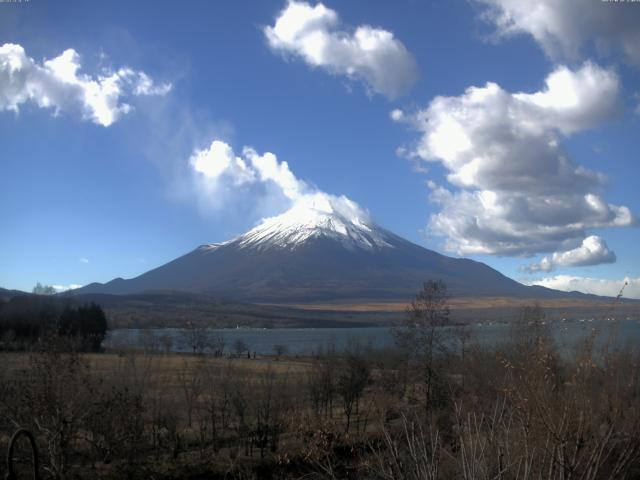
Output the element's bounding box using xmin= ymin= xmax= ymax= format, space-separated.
xmin=526 ymin=275 xmax=640 ymax=300
xmin=394 ymin=63 xmax=634 ymax=258
xmin=264 ymin=1 xmax=418 ymax=99
xmin=476 ymin=0 xmax=640 ymax=67
xmin=0 ymin=43 xmax=171 ymax=126
xmin=523 ymin=235 xmax=616 ymax=273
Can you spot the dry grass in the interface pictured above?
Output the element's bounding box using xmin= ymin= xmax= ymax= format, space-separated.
xmin=1 ymin=350 xmax=312 ymax=383
xmin=266 ymin=296 xmax=640 ymax=315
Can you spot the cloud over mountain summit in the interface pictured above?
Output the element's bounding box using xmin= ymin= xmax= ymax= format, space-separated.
xmin=189 ymin=138 xmax=369 ymax=226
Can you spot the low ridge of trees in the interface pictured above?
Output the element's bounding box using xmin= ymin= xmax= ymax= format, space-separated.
xmin=0 ymin=294 xmax=108 ymax=351
xmin=32 ymin=282 xmax=57 ymax=295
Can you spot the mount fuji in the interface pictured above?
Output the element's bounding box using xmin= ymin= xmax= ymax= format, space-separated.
xmin=75 ymin=194 xmax=568 ymax=303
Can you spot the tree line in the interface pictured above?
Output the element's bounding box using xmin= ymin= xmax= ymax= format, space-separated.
xmin=0 ymin=294 xmax=108 ymax=351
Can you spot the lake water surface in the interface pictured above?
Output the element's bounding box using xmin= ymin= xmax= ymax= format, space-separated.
xmin=105 ymin=319 xmax=640 ymax=356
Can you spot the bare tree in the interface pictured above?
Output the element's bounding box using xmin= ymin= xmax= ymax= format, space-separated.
xmin=199 ymin=360 xmax=234 ymax=452
xmin=371 ymin=414 xmax=441 ymax=480
xmin=177 ymin=359 xmax=203 ymax=427
xmin=509 ymin=303 xmax=550 ymax=352
xmin=229 ymin=368 xmax=251 ymax=456
xmin=394 ymin=279 xmax=450 ymax=416
xmin=455 ymin=325 xmax=472 ymax=392
xmin=337 ymin=347 xmax=371 ymax=433
xmin=181 ymin=322 xmax=211 ymax=355
xmin=159 ymin=333 xmax=173 ymax=354
xmin=233 ymin=338 xmax=248 ymax=357
xmin=211 ymin=332 xmax=225 ymax=357
xmin=140 ymin=329 xmax=160 ymax=353
xmin=85 ymin=383 xmax=146 ymax=473
xmin=307 ymin=345 xmax=338 ymax=419
xmin=273 ymin=343 xmax=288 ymax=359
xmin=7 ymin=340 xmax=96 ymax=478
xmin=252 ymin=367 xmax=291 ymax=458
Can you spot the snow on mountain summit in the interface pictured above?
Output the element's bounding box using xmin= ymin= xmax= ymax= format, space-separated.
xmin=236 ymin=193 xmax=394 ymax=251
xmin=74 ymin=192 xmax=572 ymax=302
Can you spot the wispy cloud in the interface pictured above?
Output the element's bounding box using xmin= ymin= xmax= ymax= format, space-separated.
xmin=0 ymin=43 xmax=171 ymax=126
xmin=79 ymin=257 xmax=90 ymax=264
xmin=264 ymin=1 xmax=418 ymax=99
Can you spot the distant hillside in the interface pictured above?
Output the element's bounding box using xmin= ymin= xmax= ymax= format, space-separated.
xmin=67 ymin=291 xmax=387 ymax=328
xmin=66 ymin=290 xmax=639 ymax=329
xmin=0 ymin=287 xmax=29 ymax=300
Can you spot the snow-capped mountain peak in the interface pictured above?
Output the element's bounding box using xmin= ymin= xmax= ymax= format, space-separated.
xmin=73 ymin=193 xmax=568 ymax=303
xmin=236 ymin=193 xmax=394 ymax=251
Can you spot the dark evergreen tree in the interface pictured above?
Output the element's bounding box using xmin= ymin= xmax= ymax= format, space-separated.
xmin=1 ymin=296 xmax=108 ymax=351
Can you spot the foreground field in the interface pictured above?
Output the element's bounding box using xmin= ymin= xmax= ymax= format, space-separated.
xmin=2 ymin=314 xmax=640 ymax=479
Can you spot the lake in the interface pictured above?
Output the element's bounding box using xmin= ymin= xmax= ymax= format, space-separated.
xmin=104 ymin=319 xmax=640 ymax=356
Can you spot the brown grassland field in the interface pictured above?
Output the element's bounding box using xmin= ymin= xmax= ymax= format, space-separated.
xmin=261 ymin=297 xmax=640 ymax=326
xmin=2 ymin=290 xmax=640 ymax=479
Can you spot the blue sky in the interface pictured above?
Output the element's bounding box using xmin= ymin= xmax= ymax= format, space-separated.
xmin=1 ymin=0 xmax=639 ymax=298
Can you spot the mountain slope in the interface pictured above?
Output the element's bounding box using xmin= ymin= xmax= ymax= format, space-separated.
xmin=0 ymin=287 xmax=29 ymax=300
xmin=75 ymin=194 xmax=573 ymax=302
